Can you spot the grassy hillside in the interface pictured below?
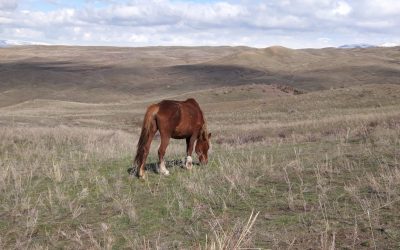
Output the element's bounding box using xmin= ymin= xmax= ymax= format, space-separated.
xmin=1 ymin=45 xmax=400 ymax=107
xmin=1 ymin=81 xmax=400 ymax=248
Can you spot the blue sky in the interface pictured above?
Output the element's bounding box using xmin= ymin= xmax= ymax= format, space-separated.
xmin=1 ymin=0 xmax=400 ymax=48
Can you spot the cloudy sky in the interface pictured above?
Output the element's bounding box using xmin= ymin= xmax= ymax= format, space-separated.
xmin=0 ymin=0 xmax=399 ymax=48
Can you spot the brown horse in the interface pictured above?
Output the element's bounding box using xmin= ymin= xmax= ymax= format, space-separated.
xmin=133 ymin=98 xmax=211 ymax=178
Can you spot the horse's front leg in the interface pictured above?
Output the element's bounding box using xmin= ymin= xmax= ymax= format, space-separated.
xmin=158 ymin=135 xmax=170 ymax=176
xmin=185 ymin=136 xmax=196 ymax=170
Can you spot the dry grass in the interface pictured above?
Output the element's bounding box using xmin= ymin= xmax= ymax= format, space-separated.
xmin=1 ymin=45 xmax=400 ymax=107
xmin=1 ymin=84 xmax=400 ymax=248
xmin=0 ymin=126 xmax=135 ymax=249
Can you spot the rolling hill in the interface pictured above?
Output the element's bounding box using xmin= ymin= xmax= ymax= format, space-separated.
xmin=0 ymin=45 xmax=399 ymax=107
xmin=1 ymin=45 xmax=400 ymax=248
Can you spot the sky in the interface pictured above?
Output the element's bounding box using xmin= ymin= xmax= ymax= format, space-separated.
xmin=0 ymin=0 xmax=400 ymax=48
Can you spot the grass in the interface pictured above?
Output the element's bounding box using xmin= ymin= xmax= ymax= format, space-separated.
xmin=1 ymin=84 xmax=400 ymax=249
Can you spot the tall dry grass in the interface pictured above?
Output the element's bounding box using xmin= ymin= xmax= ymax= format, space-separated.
xmin=0 ymin=126 xmax=135 ymax=249
xmin=1 ymin=84 xmax=400 ymax=248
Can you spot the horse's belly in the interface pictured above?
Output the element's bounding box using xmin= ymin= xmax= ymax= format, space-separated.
xmin=171 ymin=129 xmax=190 ymax=139
xmin=171 ymin=135 xmax=186 ymax=139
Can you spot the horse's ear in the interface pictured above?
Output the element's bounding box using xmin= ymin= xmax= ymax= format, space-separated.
xmin=208 ymin=133 xmax=211 ymax=139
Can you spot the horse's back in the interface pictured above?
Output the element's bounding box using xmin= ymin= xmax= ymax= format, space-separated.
xmin=184 ymin=98 xmax=199 ymax=105
xmin=158 ymin=98 xmax=198 ymax=106
xmin=157 ymin=98 xmax=201 ymax=114
xmin=156 ymin=100 xmax=181 ymax=126
xmin=155 ymin=98 xmax=204 ymax=138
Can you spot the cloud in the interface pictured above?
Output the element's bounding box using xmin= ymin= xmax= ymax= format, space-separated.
xmin=359 ymin=0 xmax=400 ymax=16
xmin=0 ymin=0 xmax=18 ymax=11
xmin=332 ymin=1 xmax=352 ymax=16
xmin=0 ymin=0 xmax=400 ymax=48
xmin=380 ymin=42 xmax=399 ymax=47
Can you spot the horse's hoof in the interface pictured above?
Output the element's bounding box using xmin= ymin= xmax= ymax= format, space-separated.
xmin=185 ymin=156 xmax=193 ymax=170
xmin=161 ymin=170 xmax=170 ymax=176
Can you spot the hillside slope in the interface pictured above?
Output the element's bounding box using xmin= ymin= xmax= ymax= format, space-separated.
xmin=0 ymin=45 xmax=399 ymax=106
xmin=1 ymin=83 xmax=400 ymax=248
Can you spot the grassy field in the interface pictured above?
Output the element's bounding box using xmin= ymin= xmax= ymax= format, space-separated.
xmin=1 ymin=83 xmax=400 ymax=249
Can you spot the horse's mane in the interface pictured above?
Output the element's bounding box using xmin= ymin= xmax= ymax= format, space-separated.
xmin=199 ymin=110 xmax=209 ymax=141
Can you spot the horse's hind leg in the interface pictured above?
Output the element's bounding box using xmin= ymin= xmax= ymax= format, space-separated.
xmin=158 ymin=135 xmax=170 ymax=176
xmin=137 ymin=123 xmax=157 ymax=178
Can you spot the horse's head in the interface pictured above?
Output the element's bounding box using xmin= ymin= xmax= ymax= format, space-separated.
xmin=196 ymin=131 xmax=211 ymax=165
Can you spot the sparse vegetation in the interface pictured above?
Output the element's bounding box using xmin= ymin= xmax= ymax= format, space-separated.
xmin=1 ymin=81 xmax=400 ymax=248
xmin=1 ymin=45 xmax=400 ymax=107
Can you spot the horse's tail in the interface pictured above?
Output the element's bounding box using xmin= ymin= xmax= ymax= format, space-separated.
xmin=134 ymin=104 xmax=159 ymax=167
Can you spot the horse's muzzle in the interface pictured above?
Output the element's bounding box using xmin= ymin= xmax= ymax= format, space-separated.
xmin=198 ymin=155 xmax=208 ymax=165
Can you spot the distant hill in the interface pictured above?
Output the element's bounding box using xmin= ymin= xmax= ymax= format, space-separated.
xmin=0 ymin=39 xmax=49 ymax=47
xmin=0 ymin=45 xmax=400 ymax=107
xmin=338 ymin=43 xmax=376 ymax=49
xmin=380 ymin=42 xmax=400 ymax=47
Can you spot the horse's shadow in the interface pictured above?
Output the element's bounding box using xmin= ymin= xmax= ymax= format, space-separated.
xmin=127 ymin=159 xmax=200 ymax=175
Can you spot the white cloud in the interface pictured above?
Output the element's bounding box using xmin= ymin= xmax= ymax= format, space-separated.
xmin=380 ymin=42 xmax=399 ymax=47
xmin=6 ymin=27 xmax=43 ymax=39
xmin=0 ymin=15 xmax=11 ymax=24
xmin=318 ymin=37 xmax=331 ymax=43
xmin=356 ymin=20 xmax=394 ymax=29
xmin=361 ymin=0 xmax=400 ymax=16
xmin=0 ymin=0 xmax=18 ymax=11
xmin=332 ymin=1 xmax=352 ymax=16
xmin=128 ymin=34 xmax=148 ymax=43
xmin=0 ymin=0 xmax=400 ymax=48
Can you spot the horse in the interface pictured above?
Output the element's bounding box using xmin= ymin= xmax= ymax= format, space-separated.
xmin=133 ymin=98 xmax=211 ymax=178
